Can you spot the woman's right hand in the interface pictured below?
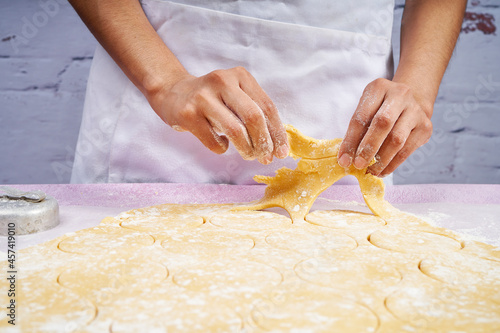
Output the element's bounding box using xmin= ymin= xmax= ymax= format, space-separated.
xmin=147 ymin=66 xmax=289 ymax=164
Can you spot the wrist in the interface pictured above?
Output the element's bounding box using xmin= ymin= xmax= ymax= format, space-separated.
xmin=140 ymin=66 xmax=190 ymax=100
xmin=392 ymin=71 xmax=436 ymax=118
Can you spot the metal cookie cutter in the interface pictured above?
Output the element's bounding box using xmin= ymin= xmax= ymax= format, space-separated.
xmin=0 ymin=186 xmax=59 ymax=236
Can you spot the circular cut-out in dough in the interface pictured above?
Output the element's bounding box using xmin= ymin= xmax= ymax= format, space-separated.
xmin=265 ymin=226 xmax=357 ymax=257
xmin=161 ymin=229 xmax=255 ymax=256
xmin=0 ymin=276 xmax=96 ymax=332
xmin=58 ymin=257 xmax=168 ymax=305
xmin=120 ymin=213 xmax=204 ymax=233
xmin=116 ymin=204 xmax=207 ymax=219
xmin=111 ymin=304 xmax=242 ymax=333
xmin=295 ymin=253 xmax=401 ymax=291
xmin=108 ymin=287 xmax=242 ymax=333
xmin=385 ymin=283 xmax=500 ymax=331
xmin=479 ymin=248 xmax=500 ymax=262
xmin=306 ymin=209 xmax=385 ymax=229
xmin=209 ymin=210 xmax=291 ymax=231
xmin=173 ymin=259 xmax=282 ymax=294
xmin=251 ymin=290 xmax=378 ymax=332
xmin=58 ymin=226 xmax=154 ymax=255
xmin=368 ymin=228 xmax=462 ymax=254
xmin=419 ymin=254 xmax=500 ymax=304
xmin=464 ymin=241 xmax=500 ymax=263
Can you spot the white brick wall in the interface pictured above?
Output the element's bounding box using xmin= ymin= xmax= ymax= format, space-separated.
xmin=392 ymin=0 xmax=500 ymax=184
xmin=1 ymin=0 xmax=499 ymax=184
xmin=0 ymin=0 xmax=96 ymax=184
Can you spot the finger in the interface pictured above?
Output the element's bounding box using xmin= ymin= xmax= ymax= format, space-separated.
xmin=268 ymin=120 xmax=290 ymax=160
xmin=221 ymin=85 xmax=274 ymax=164
xmin=366 ymin=109 xmax=418 ymax=176
xmin=236 ymin=67 xmax=289 ymax=160
xmin=263 ymin=105 xmax=289 ymax=160
xmin=188 ymin=118 xmax=229 ymax=155
xmin=353 ymin=93 xmax=408 ymax=170
xmin=204 ymin=99 xmax=256 ymax=160
xmin=378 ymin=120 xmax=432 ymax=177
xmin=338 ymin=80 xmax=387 ymax=168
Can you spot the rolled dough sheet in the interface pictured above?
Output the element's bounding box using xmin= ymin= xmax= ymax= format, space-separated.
xmin=2 ymin=202 xmax=499 ymax=332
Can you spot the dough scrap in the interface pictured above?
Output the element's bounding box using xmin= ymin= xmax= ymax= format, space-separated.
xmin=235 ymin=125 xmax=397 ymax=222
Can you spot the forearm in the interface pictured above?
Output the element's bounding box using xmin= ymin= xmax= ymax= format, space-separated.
xmin=394 ymin=0 xmax=466 ymax=116
xmin=338 ymin=0 xmax=466 ymax=175
xmin=69 ymin=0 xmax=289 ymax=163
xmin=68 ymin=0 xmax=187 ymax=98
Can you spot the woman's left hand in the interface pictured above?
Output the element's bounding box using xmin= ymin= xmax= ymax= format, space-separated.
xmin=337 ymin=78 xmax=433 ymax=177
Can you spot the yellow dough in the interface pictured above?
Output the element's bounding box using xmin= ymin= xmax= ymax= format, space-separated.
xmin=264 ymin=225 xmax=357 ymax=257
xmin=1 ymin=126 xmax=500 ymax=332
xmin=235 ymin=124 xmax=397 ymax=222
xmin=0 ymin=276 xmax=96 ymax=332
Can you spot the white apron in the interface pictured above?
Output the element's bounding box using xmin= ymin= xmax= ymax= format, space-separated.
xmin=71 ymin=0 xmax=395 ymax=185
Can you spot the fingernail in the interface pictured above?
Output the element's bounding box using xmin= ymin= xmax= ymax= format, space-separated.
xmin=276 ymin=144 xmax=289 ymax=159
xmin=267 ymin=153 xmax=274 ymax=164
xmin=354 ymin=156 xmax=367 ymax=169
xmin=338 ymin=154 xmax=351 ymax=168
xmin=262 ymin=153 xmax=273 ymax=165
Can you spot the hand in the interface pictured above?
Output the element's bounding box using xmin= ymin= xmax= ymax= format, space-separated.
xmin=147 ymin=67 xmax=289 ymax=164
xmin=337 ymin=78 xmax=433 ymax=177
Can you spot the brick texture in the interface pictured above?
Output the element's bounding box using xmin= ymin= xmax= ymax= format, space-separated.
xmin=1 ymin=0 xmax=499 ymax=184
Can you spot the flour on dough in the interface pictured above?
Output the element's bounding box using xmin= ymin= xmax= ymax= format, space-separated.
xmin=1 ymin=127 xmax=499 ymax=332
xmin=235 ymin=125 xmax=397 ymax=222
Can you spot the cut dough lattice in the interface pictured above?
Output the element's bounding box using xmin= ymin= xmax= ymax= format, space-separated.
xmin=234 ymin=125 xmax=397 ymax=222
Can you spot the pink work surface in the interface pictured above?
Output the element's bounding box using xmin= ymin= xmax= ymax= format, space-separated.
xmin=1 ymin=183 xmax=500 ymax=250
